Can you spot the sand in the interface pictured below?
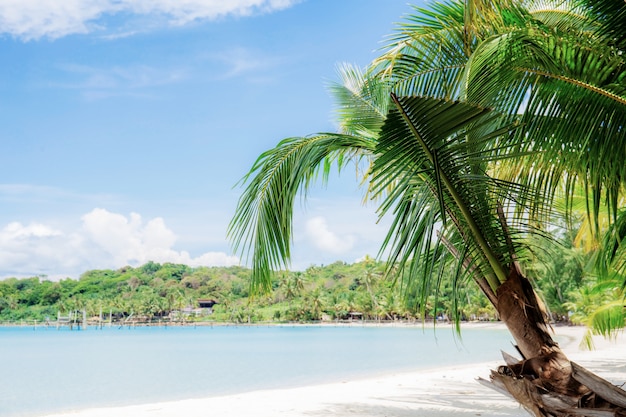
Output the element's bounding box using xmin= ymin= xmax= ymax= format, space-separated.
xmin=43 ymin=324 xmax=626 ymax=417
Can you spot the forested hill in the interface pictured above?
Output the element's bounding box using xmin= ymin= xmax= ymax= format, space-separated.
xmin=0 ymin=247 xmax=595 ymax=325
xmin=0 ymin=259 xmax=496 ymax=323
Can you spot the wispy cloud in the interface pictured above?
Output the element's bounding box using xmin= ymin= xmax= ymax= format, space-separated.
xmin=212 ymin=47 xmax=280 ymax=79
xmin=48 ymin=63 xmax=187 ymax=98
xmin=37 ymin=63 xmax=192 ymax=101
xmin=0 ymin=0 xmax=300 ymax=41
xmin=0 ymin=183 xmax=119 ymax=206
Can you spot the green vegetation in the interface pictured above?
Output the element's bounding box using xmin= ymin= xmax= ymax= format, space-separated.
xmin=0 ymin=259 xmax=493 ymax=323
xmin=1 ymin=227 xmax=614 ymax=327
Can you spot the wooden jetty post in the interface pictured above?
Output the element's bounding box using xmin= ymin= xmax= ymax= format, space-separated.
xmin=57 ymin=311 xmax=70 ymax=330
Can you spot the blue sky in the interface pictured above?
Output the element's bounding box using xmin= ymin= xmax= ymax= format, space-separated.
xmin=0 ymin=0 xmax=419 ymax=279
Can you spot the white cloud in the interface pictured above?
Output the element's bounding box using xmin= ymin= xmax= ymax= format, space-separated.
xmin=0 ymin=0 xmax=300 ymax=41
xmin=126 ymin=0 xmax=297 ymax=25
xmin=0 ymin=222 xmax=62 ymax=240
xmin=304 ymin=216 xmax=355 ymax=254
xmin=0 ymin=222 xmax=80 ymax=277
xmin=0 ymin=0 xmax=105 ymax=40
xmin=0 ymin=208 xmax=239 ymax=279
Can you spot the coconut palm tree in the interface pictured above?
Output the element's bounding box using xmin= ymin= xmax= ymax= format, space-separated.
xmin=368 ymin=2 xmax=626 ymax=413
xmin=373 ymin=92 xmax=606 ymax=415
xmin=229 ymin=1 xmax=626 ymax=415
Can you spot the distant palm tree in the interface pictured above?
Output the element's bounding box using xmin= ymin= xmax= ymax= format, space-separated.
xmin=308 ymin=287 xmax=325 ymax=320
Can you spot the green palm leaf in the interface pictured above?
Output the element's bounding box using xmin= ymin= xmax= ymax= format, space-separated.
xmin=580 ymin=0 xmax=626 ymax=48
xmin=371 ymin=95 xmax=527 ymax=301
xmin=373 ymin=0 xmax=626 ymax=232
xmin=580 ymin=300 xmax=626 ymax=349
xmin=230 ymin=64 xmax=392 ymax=294
xmin=464 ymin=19 xmax=626 ymax=222
xmin=327 ymin=63 xmax=391 ymax=138
xmin=228 ymin=133 xmax=375 ymax=294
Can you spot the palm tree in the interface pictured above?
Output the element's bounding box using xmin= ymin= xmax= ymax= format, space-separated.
xmin=307 ymin=286 xmax=325 ymax=320
xmin=370 ymin=1 xmax=626 ymax=412
xmin=289 ymin=272 xmax=305 ymax=295
xmin=361 ymin=256 xmax=381 ymax=309
xmin=372 ymin=93 xmax=598 ymax=414
xmin=327 ymin=292 xmax=349 ymax=321
xmin=394 ymin=0 xmax=626 ymax=382
xmin=229 ymin=1 xmax=626 ymax=415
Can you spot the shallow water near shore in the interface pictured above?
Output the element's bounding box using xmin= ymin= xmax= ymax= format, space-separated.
xmin=1 ymin=324 xmax=518 ymax=417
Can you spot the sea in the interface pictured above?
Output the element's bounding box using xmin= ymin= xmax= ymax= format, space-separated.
xmin=0 ymin=323 xmax=518 ymax=417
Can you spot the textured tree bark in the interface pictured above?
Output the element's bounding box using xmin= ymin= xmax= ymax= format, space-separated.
xmin=480 ymin=267 xmax=626 ymax=417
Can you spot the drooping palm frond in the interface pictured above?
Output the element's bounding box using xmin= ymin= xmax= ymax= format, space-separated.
xmin=527 ymin=0 xmax=594 ymax=33
xmin=371 ymin=1 xmax=537 ymax=100
xmin=228 ymin=133 xmax=376 ymax=294
xmin=370 ymin=95 xmax=531 ymax=310
xmin=230 ymin=64 xmax=392 ymax=294
xmin=563 ymin=271 xmax=626 ymax=347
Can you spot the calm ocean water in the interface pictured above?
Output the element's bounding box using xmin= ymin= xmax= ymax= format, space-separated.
xmin=1 ymin=324 xmax=516 ymax=417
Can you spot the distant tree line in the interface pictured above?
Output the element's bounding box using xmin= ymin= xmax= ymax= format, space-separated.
xmin=0 ymin=229 xmax=614 ymax=326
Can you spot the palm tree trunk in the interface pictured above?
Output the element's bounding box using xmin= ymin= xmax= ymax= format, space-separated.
xmin=484 ymin=268 xmax=626 ymax=416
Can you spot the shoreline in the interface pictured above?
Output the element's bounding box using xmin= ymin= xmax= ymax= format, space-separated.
xmin=0 ymin=318 xmax=497 ymax=327
xmin=0 ymin=318 xmax=547 ymax=330
xmin=41 ymin=325 xmax=626 ymax=417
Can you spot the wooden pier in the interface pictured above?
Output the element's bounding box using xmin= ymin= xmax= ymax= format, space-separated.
xmin=56 ymin=310 xmax=87 ymax=330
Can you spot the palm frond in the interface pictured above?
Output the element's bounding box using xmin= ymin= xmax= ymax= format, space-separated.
xmin=578 ymin=0 xmax=626 ymax=48
xmin=229 ymin=133 xmax=375 ymax=294
xmin=371 ymin=1 xmax=626 ymax=237
xmin=596 ymin=209 xmax=626 ymax=279
xmin=580 ymin=300 xmax=626 ymax=349
xmin=327 ymin=63 xmax=391 ymax=138
xmin=528 ymin=0 xmax=594 ymax=33
xmin=371 ymin=95 xmax=527 ymax=297
xmin=370 ymin=1 xmax=468 ymax=100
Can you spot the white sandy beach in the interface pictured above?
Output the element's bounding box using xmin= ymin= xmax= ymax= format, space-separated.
xmin=43 ymin=324 xmax=626 ymax=417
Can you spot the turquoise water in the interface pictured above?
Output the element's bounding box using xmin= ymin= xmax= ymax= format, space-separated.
xmin=0 ymin=324 xmax=515 ymax=417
